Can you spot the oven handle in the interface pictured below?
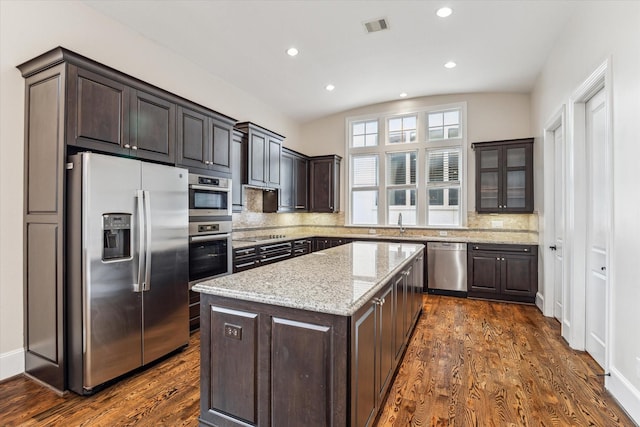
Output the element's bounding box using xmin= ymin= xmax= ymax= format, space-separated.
xmin=189 ymin=184 xmax=230 ymax=192
xmin=190 ymin=233 xmax=231 ymax=243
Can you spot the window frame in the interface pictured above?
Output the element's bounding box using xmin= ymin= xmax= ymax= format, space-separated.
xmin=346 ymin=102 xmax=467 ymax=228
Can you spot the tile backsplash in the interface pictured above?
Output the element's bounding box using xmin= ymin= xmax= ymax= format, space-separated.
xmin=233 ymin=189 xmax=538 ymax=244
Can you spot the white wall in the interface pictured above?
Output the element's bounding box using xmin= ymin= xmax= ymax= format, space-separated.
xmin=531 ymin=2 xmax=640 ymax=421
xmin=300 ymin=93 xmax=531 ymax=214
xmin=0 ymin=0 xmax=302 ymax=378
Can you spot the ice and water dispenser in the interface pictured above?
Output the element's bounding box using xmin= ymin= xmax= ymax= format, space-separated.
xmin=102 ymin=213 xmax=131 ymax=261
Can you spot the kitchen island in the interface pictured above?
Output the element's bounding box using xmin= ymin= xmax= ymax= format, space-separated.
xmin=192 ymin=241 xmax=425 ymax=427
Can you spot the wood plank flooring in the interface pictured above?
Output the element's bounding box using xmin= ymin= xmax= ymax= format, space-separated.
xmin=0 ymin=295 xmax=635 ymax=426
xmin=377 ymin=295 xmax=635 ymax=426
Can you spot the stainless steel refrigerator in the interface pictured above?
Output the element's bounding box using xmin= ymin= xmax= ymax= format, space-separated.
xmin=67 ymin=152 xmax=189 ymax=394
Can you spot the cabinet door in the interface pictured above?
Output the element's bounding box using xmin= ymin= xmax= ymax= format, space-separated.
xmin=352 ymin=301 xmax=377 ymax=427
xmin=248 ymin=132 xmax=266 ymax=185
xmin=66 ymin=65 xmax=129 ymax=155
xmin=210 ymin=118 xmax=232 ymax=175
xmin=467 ymin=252 xmax=500 ymax=294
xmin=177 ymin=106 xmax=209 ymax=170
xmin=377 ymin=285 xmax=394 ymax=403
xmin=130 ymin=89 xmax=175 ymax=163
xmin=503 ymin=144 xmax=533 ymax=212
xmin=279 ymin=153 xmax=294 ymax=210
xmin=310 ymin=158 xmax=334 ymax=212
xmin=476 ymin=147 xmax=501 ymax=212
xmin=231 ymin=131 xmax=244 ymax=211
xmin=500 ymin=253 xmax=536 ymax=298
xmin=267 ymin=136 xmax=281 ymax=187
xmin=294 ymin=156 xmax=308 ymax=210
xmin=393 ymin=273 xmax=406 ymax=360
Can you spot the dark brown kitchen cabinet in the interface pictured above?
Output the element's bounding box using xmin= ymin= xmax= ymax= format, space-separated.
xmin=231 ymin=130 xmax=246 ymax=212
xmin=352 ymin=282 xmax=394 ymax=427
xmin=67 ymin=65 xmax=176 ymax=163
xmin=189 ymin=290 xmax=200 ymax=332
xmin=312 ymin=236 xmax=352 ymax=252
xmin=236 ymin=122 xmax=283 ymax=189
xmin=279 ymin=148 xmax=308 ymax=212
xmin=18 ymin=47 xmax=239 ymax=393
xmin=309 ymin=154 xmax=341 ymax=213
xmin=467 ymin=243 xmax=538 ymax=303
xmin=199 ymin=296 xmax=348 ymax=427
xmin=177 ymin=105 xmax=234 ymax=175
xmin=473 ymin=138 xmax=533 ymax=213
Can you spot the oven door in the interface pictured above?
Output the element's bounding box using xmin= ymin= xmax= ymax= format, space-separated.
xmin=188 ymin=233 xmax=232 ymax=285
xmin=189 ymin=185 xmax=231 ymax=217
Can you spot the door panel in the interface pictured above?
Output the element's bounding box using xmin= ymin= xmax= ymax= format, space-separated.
xmin=141 ymin=162 xmax=189 ymax=364
xmin=553 ymin=125 xmax=564 ymax=321
xmin=83 ymin=154 xmax=142 ymax=388
xmin=585 ymin=88 xmax=607 ymax=368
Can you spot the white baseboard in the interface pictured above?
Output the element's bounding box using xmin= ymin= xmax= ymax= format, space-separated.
xmin=0 ymin=347 xmax=24 ymax=381
xmin=607 ymin=366 xmax=640 ymax=425
xmin=535 ymin=291 xmax=544 ymax=314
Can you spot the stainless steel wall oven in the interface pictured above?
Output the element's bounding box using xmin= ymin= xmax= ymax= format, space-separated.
xmin=188 ymin=219 xmax=233 ymax=285
xmin=188 ymin=173 xmax=231 ymax=217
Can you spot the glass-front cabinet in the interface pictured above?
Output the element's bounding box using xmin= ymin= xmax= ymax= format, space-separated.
xmin=473 ymin=138 xmax=533 ymax=213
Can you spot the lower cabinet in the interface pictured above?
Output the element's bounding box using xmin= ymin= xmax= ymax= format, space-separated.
xmin=199 ymin=296 xmax=349 ymax=427
xmin=312 ymin=236 xmax=352 ymax=252
xmin=467 ymin=243 xmax=538 ymax=303
xmin=199 ymin=250 xmax=424 ymax=427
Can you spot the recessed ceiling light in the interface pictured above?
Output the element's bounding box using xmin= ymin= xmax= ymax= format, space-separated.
xmin=286 ymin=47 xmax=299 ymax=57
xmin=444 ymin=61 xmax=457 ymax=69
xmin=399 ymin=92 xmax=408 ymax=98
xmin=436 ymin=7 xmax=453 ymax=18
xmin=325 ymin=84 xmax=335 ymax=92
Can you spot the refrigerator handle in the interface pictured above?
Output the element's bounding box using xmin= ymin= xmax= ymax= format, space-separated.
xmin=135 ymin=190 xmax=145 ymax=292
xmin=143 ymin=190 xmax=152 ymax=291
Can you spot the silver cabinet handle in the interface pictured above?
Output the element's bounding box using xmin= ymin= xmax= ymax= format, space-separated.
xmin=143 ymin=190 xmax=152 ymax=291
xmin=135 ymin=190 xmax=145 ymax=292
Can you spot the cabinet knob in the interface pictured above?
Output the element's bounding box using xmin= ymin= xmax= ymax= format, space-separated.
xmin=496 ymin=257 xmax=500 ymax=261
xmin=502 ymin=258 xmax=505 ymax=261
xmin=124 ymin=144 xmax=131 ymax=149
xmin=132 ymin=145 xmax=138 ymax=150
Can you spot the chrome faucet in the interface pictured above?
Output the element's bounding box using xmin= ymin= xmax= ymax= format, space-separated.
xmin=398 ymin=213 xmax=405 ymax=235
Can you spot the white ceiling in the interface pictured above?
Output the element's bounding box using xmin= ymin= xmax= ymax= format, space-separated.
xmin=83 ymin=0 xmax=578 ymax=123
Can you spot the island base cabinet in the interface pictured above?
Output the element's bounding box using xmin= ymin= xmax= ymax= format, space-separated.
xmin=199 ymin=295 xmax=348 ymax=427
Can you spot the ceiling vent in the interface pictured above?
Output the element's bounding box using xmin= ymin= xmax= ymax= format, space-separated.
xmin=363 ymin=18 xmax=389 ymax=34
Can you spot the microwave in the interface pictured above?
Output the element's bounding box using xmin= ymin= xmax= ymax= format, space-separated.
xmin=188 ymin=173 xmax=232 ymax=217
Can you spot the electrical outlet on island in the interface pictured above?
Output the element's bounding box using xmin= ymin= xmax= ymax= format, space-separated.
xmin=439 ymin=230 xmax=448 ymax=237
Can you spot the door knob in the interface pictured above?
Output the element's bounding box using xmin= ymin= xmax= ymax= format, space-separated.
xmin=549 ymin=245 xmax=557 ymax=251
xmin=601 ymin=266 xmax=606 ymax=271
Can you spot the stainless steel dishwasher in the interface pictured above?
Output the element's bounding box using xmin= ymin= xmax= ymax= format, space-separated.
xmin=427 ymin=242 xmax=467 ymax=295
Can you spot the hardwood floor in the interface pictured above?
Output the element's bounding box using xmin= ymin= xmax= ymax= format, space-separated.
xmin=0 ymin=295 xmax=634 ymax=426
xmin=377 ymin=295 xmax=635 ymax=426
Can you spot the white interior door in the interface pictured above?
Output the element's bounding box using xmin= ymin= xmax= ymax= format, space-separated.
xmin=585 ymin=88 xmax=608 ymax=368
xmin=553 ymin=125 xmax=564 ymax=321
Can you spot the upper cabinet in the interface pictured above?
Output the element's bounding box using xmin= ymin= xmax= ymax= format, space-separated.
xmin=280 ymin=148 xmax=308 ymax=212
xmin=309 ymin=155 xmax=341 ymax=213
xmin=231 ymin=129 xmax=246 ymax=212
xmin=176 ymin=104 xmax=235 ymax=176
xmin=235 ymin=122 xmax=283 ymax=189
xmin=473 ymin=138 xmax=533 ymax=213
xmin=66 ymin=65 xmax=176 ymax=163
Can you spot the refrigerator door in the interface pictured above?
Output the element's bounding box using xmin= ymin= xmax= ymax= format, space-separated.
xmin=141 ymin=162 xmax=189 ymax=364
xmin=81 ymin=153 xmax=143 ymax=389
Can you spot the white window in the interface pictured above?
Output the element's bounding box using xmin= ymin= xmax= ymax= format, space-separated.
xmin=351 ymin=154 xmax=379 ymax=225
xmin=351 ymin=119 xmax=379 ymax=147
xmin=387 ymin=151 xmax=417 ymax=225
xmin=347 ymin=103 xmax=466 ymax=227
xmin=388 ymin=115 xmax=417 ymax=144
xmin=426 ymin=148 xmax=461 ymax=226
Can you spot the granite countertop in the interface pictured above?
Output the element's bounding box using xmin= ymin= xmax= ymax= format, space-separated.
xmin=192 ymin=241 xmax=424 ymax=316
xmin=231 ymin=232 xmax=536 ymax=249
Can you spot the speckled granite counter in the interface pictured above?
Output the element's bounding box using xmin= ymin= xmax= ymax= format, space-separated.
xmin=192 ymin=241 xmax=424 ymax=316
